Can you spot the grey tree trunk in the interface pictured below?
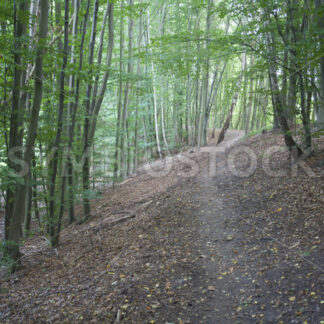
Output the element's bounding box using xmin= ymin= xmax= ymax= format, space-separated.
xmin=49 ymin=0 xmax=69 ymax=245
xmin=315 ymin=0 xmax=324 ymax=128
xmin=265 ymin=11 xmax=302 ymax=155
xmin=251 ymin=78 xmax=262 ymax=131
xmin=90 ymin=0 xmax=111 ymax=115
xmin=217 ymin=53 xmax=246 ymax=144
xmin=244 ymin=56 xmax=254 ymax=134
xmin=65 ymin=0 xmax=80 ymax=224
xmin=113 ymin=0 xmax=124 ymax=183
xmin=66 ymin=0 xmax=90 ymax=223
xmin=83 ymin=0 xmax=99 ymax=221
xmin=121 ymin=0 xmax=134 ymax=177
xmin=147 ymin=9 xmax=162 ymax=158
xmin=88 ymin=2 xmax=114 ymax=142
xmin=202 ymin=0 xmax=212 ymax=145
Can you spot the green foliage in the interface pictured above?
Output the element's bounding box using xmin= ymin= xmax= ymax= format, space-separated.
xmin=1 ymin=0 xmax=323 ymax=262
xmin=0 ymin=163 xmax=24 ymax=193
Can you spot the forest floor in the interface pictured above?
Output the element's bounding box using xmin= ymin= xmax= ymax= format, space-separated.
xmin=1 ymin=129 xmax=324 ymax=323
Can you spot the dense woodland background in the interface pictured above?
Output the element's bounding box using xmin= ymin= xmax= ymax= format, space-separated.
xmin=0 ymin=0 xmax=323 ymax=271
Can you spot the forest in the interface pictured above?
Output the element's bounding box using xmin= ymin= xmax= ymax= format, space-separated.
xmin=0 ymin=0 xmax=324 ymax=322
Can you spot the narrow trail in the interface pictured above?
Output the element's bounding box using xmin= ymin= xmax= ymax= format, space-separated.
xmin=146 ymin=130 xmax=323 ymax=324
xmin=1 ymin=130 xmax=323 ymax=323
xmin=188 ymin=167 xmax=246 ymax=323
xmin=149 ymin=130 xmax=253 ymax=323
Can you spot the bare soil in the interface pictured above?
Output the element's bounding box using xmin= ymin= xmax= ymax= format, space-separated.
xmin=0 ymin=130 xmax=323 ymax=323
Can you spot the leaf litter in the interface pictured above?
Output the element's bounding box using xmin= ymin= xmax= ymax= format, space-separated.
xmin=0 ymin=130 xmax=323 ymax=323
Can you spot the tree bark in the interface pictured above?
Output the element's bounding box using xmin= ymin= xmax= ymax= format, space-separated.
xmin=88 ymin=2 xmax=114 ymax=142
xmin=65 ymin=0 xmax=80 ymax=225
xmin=90 ymin=0 xmax=111 ymax=115
xmin=82 ymin=0 xmax=99 ymax=221
xmin=314 ymin=0 xmax=324 ymax=128
xmin=217 ymin=53 xmax=246 ymax=144
xmin=8 ymin=0 xmax=49 ymax=271
xmin=49 ymin=0 xmax=69 ymax=245
xmin=113 ymin=1 xmax=124 ymax=183
xmin=244 ymin=56 xmax=254 ymax=134
xmin=265 ymin=11 xmax=303 ymax=156
xmin=120 ymin=0 xmax=134 ymax=178
xmin=147 ymin=9 xmax=162 ymax=158
xmin=5 ymin=0 xmax=29 ymax=243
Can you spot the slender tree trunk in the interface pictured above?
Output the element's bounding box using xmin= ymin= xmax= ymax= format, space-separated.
xmin=185 ymin=72 xmax=190 ymax=145
xmin=315 ymin=0 xmax=324 ymax=128
xmin=133 ymin=5 xmax=143 ymax=172
xmin=161 ymin=79 xmax=170 ymax=152
xmin=202 ymin=0 xmax=212 ymax=145
xmin=147 ymin=9 xmax=162 ymax=158
xmin=66 ymin=0 xmax=90 ymax=223
xmin=217 ymin=53 xmax=246 ymax=144
xmin=159 ymin=6 xmax=170 ymax=152
xmin=64 ymin=0 xmax=80 ymax=224
xmin=88 ymin=2 xmax=114 ymax=141
xmin=194 ymin=13 xmax=201 ymax=146
xmin=265 ymin=12 xmax=302 ymax=155
xmin=24 ymin=172 xmax=33 ymax=235
xmin=282 ymin=21 xmax=290 ymax=122
xmin=31 ymin=157 xmax=41 ymax=229
xmin=251 ymin=78 xmax=262 ymax=131
xmin=90 ymin=0 xmax=111 ymax=115
xmin=197 ymin=80 xmax=204 ymax=148
xmin=114 ymin=0 xmax=124 ymax=183
xmin=245 ymin=56 xmax=254 ymax=134
xmin=49 ymin=0 xmax=69 ymax=245
xmin=290 ymin=0 xmax=312 ymax=150
xmin=121 ymin=0 xmax=134 ymax=178
xmin=82 ymin=0 xmax=99 ymax=221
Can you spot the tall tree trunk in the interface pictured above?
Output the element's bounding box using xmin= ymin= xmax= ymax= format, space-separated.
xmin=121 ymin=0 xmax=134 ymax=178
xmin=8 ymin=0 xmax=49 ymax=271
xmin=114 ymin=0 xmax=124 ymax=183
xmin=133 ymin=4 xmax=143 ymax=172
xmin=65 ymin=0 xmax=80 ymax=224
xmin=251 ymin=78 xmax=262 ymax=131
xmin=315 ymin=0 xmax=324 ymax=128
xmin=282 ymin=20 xmax=290 ymax=122
xmin=290 ymin=0 xmax=312 ymax=150
xmin=265 ymin=11 xmax=303 ymax=156
xmin=49 ymin=0 xmax=69 ymax=245
xmin=24 ymin=172 xmax=33 ymax=235
xmin=217 ymin=53 xmax=246 ymax=144
xmin=147 ymin=9 xmax=162 ymax=158
xmin=88 ymin=2 xmax=114 ymax=142
xmin=193 ymin=10 xmax=201 ymax=146
xmin=159 ymin=5 xmax=170 ymax=152
xmin=245 ymin=56 xmax=254 ymax=134
xmin=82 ymin=0 xmax=99 ymax=221
xmin=202 ymin=0 xmax=212 ymax=145
xmin=161 ymin=78 xmax=170 ymax=152
xmin=90 ymin=0 xmax=111 ymax=115
xmin=66 ymin=0 xmax=90 ymax=224
xmin=5 ymin=0 xmax=29 ymax=243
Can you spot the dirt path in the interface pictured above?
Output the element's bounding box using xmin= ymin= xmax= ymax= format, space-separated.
xmin=119 ymin=129 xmax=323 ymax=323
xmin=140 ymin=131 xmax=323 ymax=324
xmin=1 ymin=130 xmax=323 ymax=323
